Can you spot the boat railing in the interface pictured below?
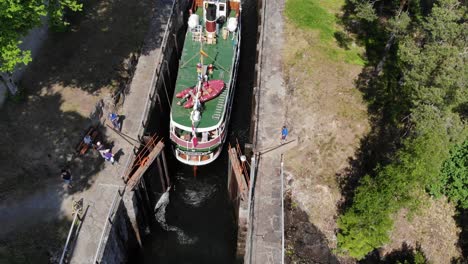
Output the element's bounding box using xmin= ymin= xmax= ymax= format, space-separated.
xmin=170 ymin=130 xmax=224 ymax=149
xmin=175 ymin=147 xmax=222 ymax=166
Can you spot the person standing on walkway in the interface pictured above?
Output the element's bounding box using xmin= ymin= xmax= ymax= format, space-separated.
xmin=281 ymin=125 xmax=288 ymax=144
xmin=99 ymin=147 xmax=115 ymax=164
xmin=103 ymin=150 xmax=115 ymax=164
xmin=109 ymin=113 xmax=121 ymax=131
xmin=61 ymin=168 xmax=73 ymax=188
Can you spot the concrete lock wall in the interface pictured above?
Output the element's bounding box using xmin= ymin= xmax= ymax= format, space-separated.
xmin=99 ymin=200 xmax=138 ymax=264
xmin=94 ymin=1 xmax=190 ymax=263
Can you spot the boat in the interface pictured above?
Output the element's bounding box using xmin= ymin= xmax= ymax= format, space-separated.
xmin=169 ymin=0 xmax=241 ymax=166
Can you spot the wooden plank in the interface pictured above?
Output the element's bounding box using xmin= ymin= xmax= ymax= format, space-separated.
xmin=229 ymin=147 xmax=247 ymax=199
xmin=156 ymin=156 xmax=166 ymax=193
xmin=161 ymin=150 xmax=171 ymax=187
xmin=126 ymin=141 xmax=165 ymax=190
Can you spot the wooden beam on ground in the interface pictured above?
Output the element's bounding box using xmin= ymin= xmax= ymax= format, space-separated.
xmin=229 ymin=147 xmax=248 ymax=199
xmin=127 ymin=141 xmax=165 ymax=190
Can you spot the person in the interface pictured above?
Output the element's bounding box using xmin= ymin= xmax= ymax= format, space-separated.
xmin=95 ymin=141 xmax=104 ymax=151
xmin=281 ymin=125 xmax=288 ymax=144
xmin=109 ymin=113 xmax=121 ymax=131
xmin=83 ymin=135 xmax=93 ymax=146
xmin=104 ymin=151 xmax=115 ymax=164
xmin=99 ymin=148 xmax=115 ymax=164
xmin=61 ymin=168 xmax=72 ymax=188
xmin=208 ymin=64 xmax=214 ymax=75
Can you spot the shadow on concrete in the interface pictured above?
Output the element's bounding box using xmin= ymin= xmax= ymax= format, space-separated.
xmin=99 ymin=200 xmax=140 ymax=264
xmin=285 ymin=193 xmax=339 ymax=264
xmin=140 ymin=0 xmax=176 ymax=57
xmin=228 ymin=0 xmax=257 ymax=148
xmin=360 ymin=242 xmax=428 ymax=263
xmin=19 ymin=0 xmax=154 ymax=94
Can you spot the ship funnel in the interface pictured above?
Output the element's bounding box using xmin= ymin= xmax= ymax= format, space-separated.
xmin=205 ymin=3 xmax=217 ymax=33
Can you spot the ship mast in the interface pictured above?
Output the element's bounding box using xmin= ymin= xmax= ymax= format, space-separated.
xmin=190 ymin=23 xmax=205 ymax=126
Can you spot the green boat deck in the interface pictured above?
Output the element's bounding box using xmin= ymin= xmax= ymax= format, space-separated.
xmin=171 ymin=8 xmax=238 ymax=129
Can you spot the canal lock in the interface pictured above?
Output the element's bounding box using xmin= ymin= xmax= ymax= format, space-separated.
xmin=95 ymin=0 xmax=259 ymax=263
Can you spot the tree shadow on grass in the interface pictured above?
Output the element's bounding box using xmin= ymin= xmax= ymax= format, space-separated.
xmin=0 ymin=91 xmax=122 ymax=245
xmin=285 ymin=193 xmax=340 ymax=264
xmin=19 ymin=0 xmax=156 ymax=95
xmin=360 ymin=242 xmax=428 ymax=263
xmin=334 ymin=31 xmax=353 ymax=50
xmin=335 ymin=1 xmax=411 ymax=214
xmin=0 ymin=218 xmax=73 ymax=263
xmin=335 ymin=58 xmax=406 ymax=213
xmin=0 ymin=93 xmax=107 ymax=198
xmin=455 ymin=208 xmax=468 ymax=260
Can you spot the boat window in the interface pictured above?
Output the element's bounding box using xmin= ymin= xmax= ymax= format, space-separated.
xmin=219 ymin=4 xmax=225 ymax=11
xmin=206 ymin=3 xmax=217 ymax=21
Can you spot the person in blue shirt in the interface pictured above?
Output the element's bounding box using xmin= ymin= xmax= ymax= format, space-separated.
xmin=109 ymin=113 xmax=121 ymax=131
xmin=281 ymin=125 xmax=288 ymax=144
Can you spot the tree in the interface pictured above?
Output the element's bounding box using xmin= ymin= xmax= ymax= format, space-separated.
xmin=431 ymin=141 xmax=468 ymax=209
xmin=0 ymin=0 xmax=82 ymax=73
xmin=337 ymin=0 xmax=467 ymax=259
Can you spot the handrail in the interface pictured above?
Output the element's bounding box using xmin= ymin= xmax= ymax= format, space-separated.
xmin=169 ymin=130 xmax=224 ymax=149
xmin=246 ymin=0 xmax=267 ymax=262
xmin=136 ymin=0 xmax=178 ymax=139
xmin=280 ymin=154 xmax=285 ymax=264
xmin=59 ymin=208 xmax=80 ymax=264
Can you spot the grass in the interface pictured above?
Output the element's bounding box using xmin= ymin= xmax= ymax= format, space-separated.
xmin=285 ymin=0 xmax=365 ymax=65
xmin=282 ymin=1 xmax=370 ymax=260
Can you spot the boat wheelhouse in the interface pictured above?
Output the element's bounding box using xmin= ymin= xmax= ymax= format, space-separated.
xmin=169 ymin=0 xmax=241 ymax=166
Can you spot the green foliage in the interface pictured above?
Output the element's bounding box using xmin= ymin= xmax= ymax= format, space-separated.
xmin=431 ymin=141 xmax=468 ymax=209
xmin=353 ymin=1 xmax=377 ymax=22
xmin=413 ymin=249 xmax=427 ymax=264
xmin=338 ymin=113 xmax=454 ymax=259
xmin=48 ymin=0 xmax=83 ymax=32
xmin=285 ymin=0 xmax=365 ymax=65
xmin=0 ymin=0 xmax=46 ymax=72
xmin=337 ymin=0 xmax=467 ymax=259
xmin=285 ymin=0 xmax=336 ymax=41
xmin=0 ymin=0 xmax=82 ymax=72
